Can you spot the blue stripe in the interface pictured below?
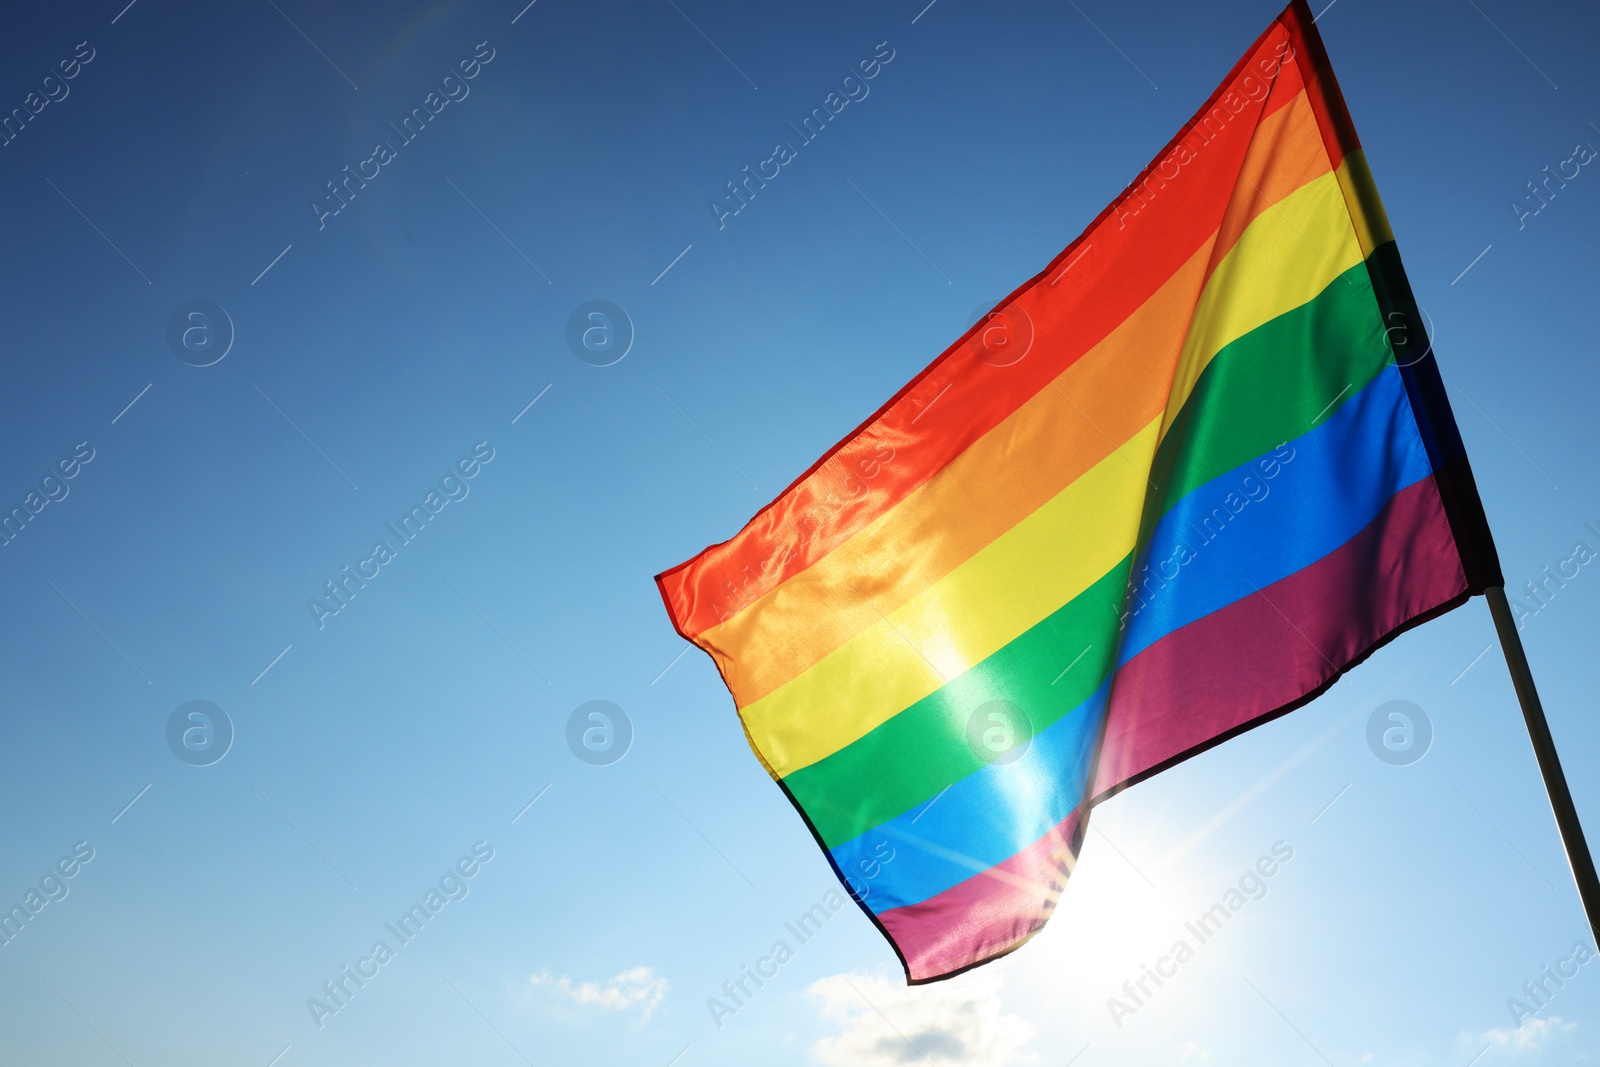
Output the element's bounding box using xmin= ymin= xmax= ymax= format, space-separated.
xmin=829 ymin=365 xmax=1433 ymax=914
xmin=1118 ymin=364 xmax=1432 ymax=666
xmin=830 ymin=683 xmax=1106 ymax=914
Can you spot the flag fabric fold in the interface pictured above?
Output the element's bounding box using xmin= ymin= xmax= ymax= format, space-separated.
xmin=655 ymin=0 xmax=1502 ymax=983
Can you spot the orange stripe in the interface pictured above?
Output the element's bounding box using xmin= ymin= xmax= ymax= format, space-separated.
xmin=656 ymin=27 xmax=1309 ymax=641
xmin=1280 ymin=0 xmax=1360 ymax=170
xmin=694 ymin=92 xmax=1334 ymax=705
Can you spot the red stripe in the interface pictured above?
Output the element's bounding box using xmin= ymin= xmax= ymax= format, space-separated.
xmin=1091 ymin=474 xmax=1465 ymax=799
xmin=657 ymin=25 xmax=1311 ymax=640
xmin=877 ymin=812 xmax=1083 ymax=984
xmin=1280 ymin=0 xmax=1361 ymax=169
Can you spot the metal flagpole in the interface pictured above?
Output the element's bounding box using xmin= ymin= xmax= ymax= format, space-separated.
xmin=1484 ymin=585 xmax=1600 ymax=941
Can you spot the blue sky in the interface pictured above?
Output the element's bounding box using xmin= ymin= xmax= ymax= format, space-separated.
xmin=1 ymin=0 xmax=1598 ymax=1064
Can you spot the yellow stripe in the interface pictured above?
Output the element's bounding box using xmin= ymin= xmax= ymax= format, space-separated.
xmin=697 ymin=94 xmax=1335 ymax=706
xmin=737 ymin=170 xmax=1368 ymax=779
xmin=1158 ymin=170 xmax=1366 ymax=443
xmin=1332 ymin=150 xmax=1394 ymax=257
xmin=698 ymin=244 xmax=1214 ymax=707
xmin=740 ymin=419 xmax=1160 ymax=779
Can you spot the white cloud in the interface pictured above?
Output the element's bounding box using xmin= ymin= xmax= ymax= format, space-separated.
xmin=1481 ymin=1015 xmax=1576 ymax=1051
xmin=807 ymin=969 xmax=1036 ymax=1067
xmin=529 ymin=966 xmax=667 ymax=1023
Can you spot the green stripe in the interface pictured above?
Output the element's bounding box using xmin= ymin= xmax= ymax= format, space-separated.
xmin=784 ymin=254 xmax=1395 ymax=849
xmin=1136 ymin=257 xmax=1389 ymax=549
xmin=784 ymin=557 xmax=1130 ymax=848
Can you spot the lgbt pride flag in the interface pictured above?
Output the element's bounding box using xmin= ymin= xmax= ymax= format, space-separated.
xmin=656 ymin=0 xmax=1503 ymax=983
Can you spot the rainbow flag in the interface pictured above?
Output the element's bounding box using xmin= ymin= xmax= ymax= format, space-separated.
xmin=656 ymin=0 xmax=1502 ymax=983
